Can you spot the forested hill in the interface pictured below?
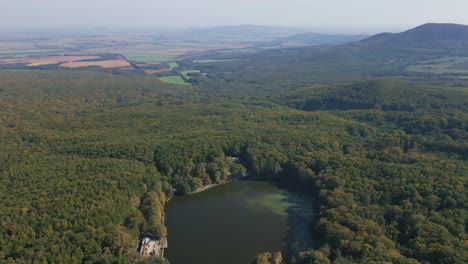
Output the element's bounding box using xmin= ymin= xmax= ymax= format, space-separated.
xmin=273 ymin=32 xmax=368 ymax=46
xmin=360 ymin=23 xmax=468 ymax=47
xmin=279 ymin=79 xmax=468 ymax=156
xmin=1 ymin=71 xmax=467 ymax=264
xmin=279 ymin=79 xmax=468 ymax=112
xmin=357 ymin=23 xmax=468 ymax=58
xmin=187 ymin=23 xmax=468 ymax=94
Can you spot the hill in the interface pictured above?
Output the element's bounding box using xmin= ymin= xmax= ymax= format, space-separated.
xmin=276 ymin=32 xmax=368 ymax=46
xmin=184 ymin=23 xmax=468 ymax=93
xmin=358 ymin=23 xmax=468 ymax=56
xmin=362 ymin=23 xmax=468 ymax=45
xmin=279 ymin=79 xmax=468 ymax=112
xmin=2 ymin=70 xmax=466 ymax=264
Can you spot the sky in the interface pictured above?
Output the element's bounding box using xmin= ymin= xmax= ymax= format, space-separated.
xmin=3 ymin=0 xmax=468 ymax=33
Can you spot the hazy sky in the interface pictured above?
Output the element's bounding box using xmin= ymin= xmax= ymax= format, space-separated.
xmin=3 ymin=0 xmax=468 ymax=33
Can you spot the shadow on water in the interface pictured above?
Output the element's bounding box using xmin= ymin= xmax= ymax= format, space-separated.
xmin=165 ymin=180 xmax=316 ymax=264
xmin=280 ymin=190 xmax=316 ymax=263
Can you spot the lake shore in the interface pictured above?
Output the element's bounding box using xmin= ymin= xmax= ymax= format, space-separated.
xmin=188 ymin=173 xmax=246 ymax=195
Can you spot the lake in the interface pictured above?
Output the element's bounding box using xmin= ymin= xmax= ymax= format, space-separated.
xmin=165 ymin=180 xmax=312 ymax=264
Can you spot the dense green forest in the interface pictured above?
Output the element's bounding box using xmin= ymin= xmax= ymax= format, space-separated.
xmin=1 ymin=23 xmax=468 ymax=264
xmin=1 ymin=70 xmax=466 ymax=264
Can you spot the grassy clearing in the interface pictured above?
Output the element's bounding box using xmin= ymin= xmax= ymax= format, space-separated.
xmin=129 ymin=44 xmax=177 ymax=52
xmin=169 ymin=62 xmax=179 ymax=69
xmin=407 ymin=56 xmax=468 ymax=74
xmin=193 ymin=59 xmax=244 ymax=63
xmin=125 ymin=53 xmax=177 ymax=63
xmin=181 ymin=70 xmax=201 ymax=78
xmin=158 ymin=75 xmax=189 ymax=85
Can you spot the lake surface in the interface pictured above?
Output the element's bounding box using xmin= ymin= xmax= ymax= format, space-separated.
xmin=165 ymin=180 xmax=311 ymax=264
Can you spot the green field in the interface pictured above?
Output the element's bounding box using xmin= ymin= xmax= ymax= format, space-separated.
xmin=181 ymin=69 xmax=201 ymax=78
xmin=158 ymin=75 xmax=189 ymax=85
xmin=169 ymin=62 xmax=179 ymax=69
xmin=125 ymin=53 xmax=177 ymax=63
xmin=0 ymin=49 xmax=62 ymax=54
xmin=0 ymin=69 xmax=39 ymax=72
xmin=407 ymin=56 xmax=468 ymax=74
xmin=193 ymin=59 xmax=244 ymax=63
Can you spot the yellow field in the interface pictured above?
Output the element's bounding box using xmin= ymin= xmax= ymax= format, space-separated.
xmin=1 ymin=56 xmax=98 ymax=66
xmin=27 ymin=56 xmax=100 ymax=66
xmin=0 ymin=55 xmax=130 ymax=68
xmin=61 ymin=59 xmax=130 ymax=68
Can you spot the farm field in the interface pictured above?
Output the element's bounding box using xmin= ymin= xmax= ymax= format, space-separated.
xmin=61 ymin=59 xmax=130 ymax=68
xmin=26 ymin=56 xmax=100 ymax=66
xmin=124 ymin=53 xmax=177 ymax=63
xmin=0 ymin=55 xmax=130 ymax=69
xmin=0 ymin=27 xmax=287 ymax=75
xmin=0 ymin=48 xmax=63 ymax=54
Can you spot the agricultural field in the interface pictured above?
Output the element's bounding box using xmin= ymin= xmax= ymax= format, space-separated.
xmin=0 ymin=55 xmax=130 ymax=69
xmin=0 ymin=48 xmax=63 ymax=55
xmin=60 ymin=59 xmax=130 ymax=68
xmin=124 ymin=53 xmax=177 ymax=63
xmin=0 ymin=33 xmax=249 ymax=73
xmin=26 ymin=56 xmax=100 ymax=66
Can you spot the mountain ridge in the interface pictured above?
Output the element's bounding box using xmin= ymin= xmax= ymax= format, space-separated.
xmin=277 ymin=32 xmax=368 ymax=45
xmin=359 ymin=23 xmax=468 ymax=50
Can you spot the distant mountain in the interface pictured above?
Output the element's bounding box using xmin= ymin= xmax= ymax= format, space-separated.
xmin=277 ymin=32 xmax=368 ymax=46
xmin=359 ymin=23 xmax=468 ymax=54
xmin=359 ymin=32 xmax=394 ymax=43
xmin=188 ymin=23 xmax=468 ymax=90
xmin=394 ymin=23 xmax=468 ymax=42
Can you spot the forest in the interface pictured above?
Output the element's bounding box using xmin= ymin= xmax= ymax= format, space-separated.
xmin=1 ymin=23 xmax=467 ymax=264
